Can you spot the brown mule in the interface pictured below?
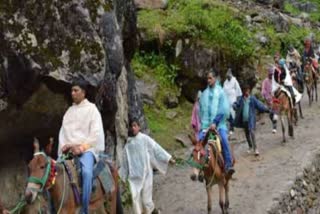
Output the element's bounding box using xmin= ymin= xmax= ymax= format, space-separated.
xmin=24 ymin=138 xmax=121 ymax=214
xmin=189 ymin=130 xmax=234 ymax=214
xmin=290 ymin=67 xmax=303 ymax=120
xmin=304 ymin=59 xmax=318 ymax=106
xmin=272 ymin=89 xmax=294 ymax=143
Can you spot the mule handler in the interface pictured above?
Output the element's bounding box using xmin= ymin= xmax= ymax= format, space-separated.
xmin=119 ymin=118 xmax=175 ymax=214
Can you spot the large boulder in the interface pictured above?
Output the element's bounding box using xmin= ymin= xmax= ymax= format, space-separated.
xmin=176 ymin=42 xmax=256 ymax=102
xmin=0 ymin=0 xmax=144 ymax=206
xmin=134 ymin=0 xmax=168 ymax=9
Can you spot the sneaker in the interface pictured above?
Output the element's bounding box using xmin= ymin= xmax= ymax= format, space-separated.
xmin=272 ymin=129 xmax=277 ymax=134
xmin=229 ymin=131 xmax=234 ymax=135
xmin=254 ymin=149 xmax=260 ymax=156
xmin=247 ymin=148 xmax=253 ymax=154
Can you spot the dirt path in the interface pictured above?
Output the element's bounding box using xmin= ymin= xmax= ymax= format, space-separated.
xmin=153 ymin=92 xmax=320 ymax=214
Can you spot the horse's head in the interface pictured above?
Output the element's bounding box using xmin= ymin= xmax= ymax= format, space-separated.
xmin=25 ymin=138 xmax=54 ymax=204
xmin=188 ymin=133 xmax=205 ymax=165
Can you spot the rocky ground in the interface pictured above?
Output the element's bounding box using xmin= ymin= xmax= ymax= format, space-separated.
xmin=152 ymin=90 xmax=320 ymax=214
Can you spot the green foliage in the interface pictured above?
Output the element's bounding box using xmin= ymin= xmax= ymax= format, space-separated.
xmin=284 ymin=1 xmax=320 ymax=23
xmin=264 ymin=25 xmax=281 ymax=55
xmin=132 ymin=52 xmax=178 ymax=87
xmin=143 ymin=100 xmax=193 ymax=151
xmin=138 ymin=0 xmax=254 ymax=58
xmin=284 ymin=2 xmax=300 ymax=16
xmin=120 ymin=180 xmax=132 ymax=207
xmin=279 ymin=25 xmax=313 ymax=54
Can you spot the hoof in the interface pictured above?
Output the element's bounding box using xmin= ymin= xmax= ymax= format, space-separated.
xmin=198 ymin=174 xmax=204 ymax=183
xmin=190 ymin=174 xmax=197 ymax=181
xmin=207 ymin=207 xmax=211 ymax=213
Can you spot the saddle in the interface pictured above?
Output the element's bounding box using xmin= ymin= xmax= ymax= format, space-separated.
xmin=274 ymin=86 xmax=301 ymax=107
xmin=207 ymin=136 xmax=225 ymax=170
xmin=63 ymin=153 xmax=115 ymax=204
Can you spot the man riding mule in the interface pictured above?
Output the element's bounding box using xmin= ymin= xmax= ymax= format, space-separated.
xmin=273 ymin=58 xmax=301 ymax=106
xmin=57 ymin=80 xmax=105 ymax=214
xmin=272 ymin=59 xmax=301 ymax=142
xmin=198 ymin=70 xmax=234 ymax=177
xmin=304 ymin=57 xmax=318 ymax=105
xmin=188 ymin=129 xmax=233 ymax=214
xmin=25 ymin=79 xmax=121 ymax=214
xmin=302 ymin=38 xmax=319 ymax=73
xmin=287 ymin=45 xmax=304 ymax=92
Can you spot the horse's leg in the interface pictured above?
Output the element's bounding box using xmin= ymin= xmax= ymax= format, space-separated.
xmin=315 ymin=80 xmax=318 ymax=102
xmin=281 ymin=115 xmax=286 ymax=143
xmin=224 ymin=179 xmax=230 ymax=213
xmin=218 ymin=181 xmax=225 ymax=214
xmin=308 ymin=87 xmax=312 ymax=106
xmin=206 ymin=186 xmax=212 ymax=213
xmin=299 ymin=102 xmax=304 ymax=119
xmin=288 ymin=110 xmax=294 ymax=138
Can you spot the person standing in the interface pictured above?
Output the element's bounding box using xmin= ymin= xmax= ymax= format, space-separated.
xmin=234 ymin=85 xmax=273 ymax=156
xmin=191 ymin=91 xmax=202 ymax=139
xmin=119 ymin=119 xmax=175 ymax=214
xmin=261 ymin=67 xmax=277 ymax=133
xmin=223 ymin=68 xmax=242 ymax=135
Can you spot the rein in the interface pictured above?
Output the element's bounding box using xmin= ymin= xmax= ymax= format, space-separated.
xmin=27 ymin=152 xmax=57 ymax=192
xmin=26 ymin=152 xmax=68 ymax=214
xmin=206 ymin=143 xmax=219 ymax=188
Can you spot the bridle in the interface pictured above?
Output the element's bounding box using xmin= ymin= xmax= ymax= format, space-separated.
xmin=27 ymin=152 xmax=57 ymax=192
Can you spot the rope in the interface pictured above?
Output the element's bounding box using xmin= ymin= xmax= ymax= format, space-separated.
xmin=206 ymin=143 xmax=219 ymax=188
xmin=9 ymin=199 xmax=27 ymax=214
xmin=56 ymin=163 xmax=66 ymax=214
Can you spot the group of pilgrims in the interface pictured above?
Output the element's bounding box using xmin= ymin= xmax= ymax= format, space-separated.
xmin=191 ymin=38 xmax=320 ymax=178
xmin=1 ymin=39 xmax=319 ymax=214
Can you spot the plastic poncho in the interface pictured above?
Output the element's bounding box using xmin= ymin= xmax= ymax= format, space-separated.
xmin=272 ymin=65 xmax=302 ymax=103
xmin=119 ymin=132 xmax=172 ymax=214
xmin=191 ymin=101 xmax=201 ymax=134
xmin=223 ymin=76 xmax=242 ymax=118
xmin=199 ymin=84 xmax=230 ymax=131
xmin=58 ymin=99 xmax=105 ymax=161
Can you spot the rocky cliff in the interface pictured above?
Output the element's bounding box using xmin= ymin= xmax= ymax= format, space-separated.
xmin=0 ymin=0 xmax=145 ymax=205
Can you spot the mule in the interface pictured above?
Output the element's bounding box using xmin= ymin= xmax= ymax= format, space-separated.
xmin=304 ymin=58 xmax=318 ymax=106
xmin=272 ymin=89 xmax=294 ymax=143
xmin=189 ymin=130 xmax=234 ymax=214
xmin=289 ymin=62 xmax=304 ymax=119
xmin=24 ymin=138 xmax=122 ymax=214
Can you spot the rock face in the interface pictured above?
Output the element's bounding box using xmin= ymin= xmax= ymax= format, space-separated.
xmin=0 ymin=0 xmax=144 ymax=206
xmin=176 ymin=42 xmax=256 ymax=101
xmin=269 ymin=153 xmax=320 ymax=214
xmin=288 ymin=0 xmax=318 ymax=13
xmin=134 ymin=0 xmax=168 ymax=9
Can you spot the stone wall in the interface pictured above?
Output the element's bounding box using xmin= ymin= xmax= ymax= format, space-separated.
xmin=269 ymin=152 xmax=320 ymax=214
xmin=0 ymin=0 xmax=145 ymax=206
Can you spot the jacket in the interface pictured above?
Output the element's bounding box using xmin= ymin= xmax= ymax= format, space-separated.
xmin=233 ymin=95 xmax=270 ymax=130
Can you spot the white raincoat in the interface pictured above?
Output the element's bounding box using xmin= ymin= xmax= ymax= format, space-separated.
xmin=223 ymin=76 xmax=242 ymax=118
xmin=58 ymin=99 xmax=105 ymax=160
xmin=119 ymin=132 xmax=172 ymax=214
xmin=272 ymin=65 xmax=302 ymax=103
